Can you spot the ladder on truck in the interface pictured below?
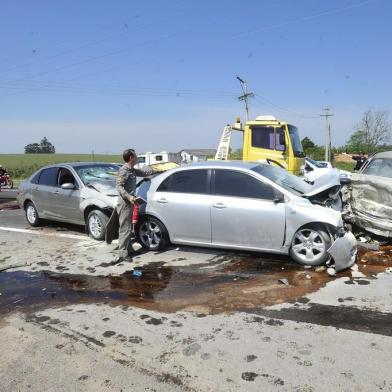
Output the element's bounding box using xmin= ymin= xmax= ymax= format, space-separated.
xmin=214 ymin=125 xmax=232 ymax=160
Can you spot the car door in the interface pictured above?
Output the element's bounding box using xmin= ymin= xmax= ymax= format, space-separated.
xmin=32 ymin=167 xmax=59 ymax=218
xmin=210 ymin=169 xmax=286 ymax=251
xmin=149 ymin=169 xmax=211 ymax=244
xmin=52 ymin=167 xmax=83 ymax=223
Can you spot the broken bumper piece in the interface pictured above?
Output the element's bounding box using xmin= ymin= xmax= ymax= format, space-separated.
xmin=327 ymin=231 xmax=357 ymax=272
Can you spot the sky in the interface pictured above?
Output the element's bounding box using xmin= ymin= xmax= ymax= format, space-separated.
xmin=0 ymin=0 xmax=391 ymax=154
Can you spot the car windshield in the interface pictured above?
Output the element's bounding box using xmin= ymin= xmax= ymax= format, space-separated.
xmin=362 ymin=158 xmax=392 ymax=178
xmin=307 ymin=158 xmax=324 ymax=168
xmin=74 ymin=164 xmax=119 ymax=184
xmin=288 ymin=125 xmax=305 ymax=157
xmin=251 ymin=163 xmax=311 ymax=196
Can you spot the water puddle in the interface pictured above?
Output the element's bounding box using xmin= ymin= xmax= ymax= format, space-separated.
xmin=1 ymin=247 xmax=391 ymax=316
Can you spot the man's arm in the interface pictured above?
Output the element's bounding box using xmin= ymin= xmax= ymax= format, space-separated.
xmin=134 ymin=165 xmax=154 ymax=177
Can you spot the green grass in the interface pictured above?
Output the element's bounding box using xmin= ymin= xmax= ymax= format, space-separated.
xmin=0 ymin=153 xmax=121 ymax=179
xmin=334 ymin=161 xmax=356 ymax=172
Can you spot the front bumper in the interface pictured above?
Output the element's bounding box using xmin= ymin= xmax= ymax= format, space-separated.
xmin=327 ymin=231 xmax=357 ymax=272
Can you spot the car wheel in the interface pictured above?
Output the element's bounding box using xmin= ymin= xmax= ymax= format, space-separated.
xmin=136 ymin=217 xmax=169 ymax=251
xmin=290 ymin=225 xmax=332 ymax=266
xmin=87 ymin=210 xmax=109 ymax=241
xmin=25 ymin=202 xmax=41 ymax=227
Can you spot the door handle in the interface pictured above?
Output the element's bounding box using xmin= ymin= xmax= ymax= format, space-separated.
xmin=212 ymin=202 xmax=226 ymax=209
xmin=157 ymin=198 xmax=168 ymax=204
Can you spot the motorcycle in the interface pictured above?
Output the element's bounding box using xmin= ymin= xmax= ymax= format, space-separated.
xmin=0 ymin=173 xmax=13 ymax=189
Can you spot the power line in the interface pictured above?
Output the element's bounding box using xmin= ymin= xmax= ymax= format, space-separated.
xmin=253 ymin=94 xmax=319 ymax=119
xmin=232 ymin=0 xmax=378 ymax=39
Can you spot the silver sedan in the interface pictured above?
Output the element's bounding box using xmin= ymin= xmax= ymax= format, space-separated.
xmin=135 ymin=161 xmax=356 ymax=268
xmin=17 ymin=162 xmax=120 ymax=240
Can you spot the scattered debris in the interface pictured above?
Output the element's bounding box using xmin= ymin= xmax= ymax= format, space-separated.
xmin=327 ymin=267 xmax=336 ymax=276
xmin=278 ymin=278 xmax=289 ymax=285
xmin=132 ymin=270 xmax=142 ymax=277
xmin=315 ymin=266 xmax=326 ymax=273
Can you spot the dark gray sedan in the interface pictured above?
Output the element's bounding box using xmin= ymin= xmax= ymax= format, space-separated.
xmin=17 ymin=162 xmax=120 ymax=240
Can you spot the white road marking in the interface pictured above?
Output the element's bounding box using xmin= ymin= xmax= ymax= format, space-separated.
xmin=0 ymin=226 xmax=86 ymax=240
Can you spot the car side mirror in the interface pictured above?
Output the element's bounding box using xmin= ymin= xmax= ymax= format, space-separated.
xmin=339 ymin=176 xmax=351 ymax=185
xmin=61 ymin=183 xmax=75 ymax=190
xmin=273 ymin=191 xmax=285 ymax=204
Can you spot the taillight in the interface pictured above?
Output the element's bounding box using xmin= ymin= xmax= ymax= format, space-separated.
xmin=132 ymin=204 xmax=139 ymax=224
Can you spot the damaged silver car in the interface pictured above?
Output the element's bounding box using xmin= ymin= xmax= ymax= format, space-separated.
xmin=344 ymin=151 xmax=392 ymax=238
xmin=17 ymin=163 xmax=119 ymax=240
xmin=135 ymin=161 xmax=356 ymax=269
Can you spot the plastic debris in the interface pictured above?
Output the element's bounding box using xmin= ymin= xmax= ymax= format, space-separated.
xmin=327 ymin=267 xmax=337 ymax=276
xmin=305 ymin=274 xmax=312 ymax=280
xmin=315 ymin=266 xmax=326 ymax=272
xmin=278 ymin=278 xmax=289 ymax=285
xmin=132 ymin=270 xmax=142 ymax=277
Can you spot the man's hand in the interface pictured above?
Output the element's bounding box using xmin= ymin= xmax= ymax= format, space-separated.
xmin=128 ymin=195 xmax=137 ymax=204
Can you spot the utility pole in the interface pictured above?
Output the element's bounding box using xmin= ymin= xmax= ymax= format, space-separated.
xmin=320 ymin=108 xmax=333 ymax=162
xmin=236 ymin=76 xmax=254 ymax=122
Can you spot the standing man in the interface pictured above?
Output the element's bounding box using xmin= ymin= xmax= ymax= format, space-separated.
xmin=352 ymin=152 xmax=367 ymax=172
xmin=116 ymin=149 xmax=153 ymax=262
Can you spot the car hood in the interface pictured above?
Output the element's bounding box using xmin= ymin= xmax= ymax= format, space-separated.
xmin=303 ymin=169 xmax=341 ymax=197
xmin=88 ymin=180 xmax=118 ymax=196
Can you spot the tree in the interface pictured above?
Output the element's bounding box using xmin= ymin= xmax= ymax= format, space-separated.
xmin=301 ymin=137 xmax=315 ymax=150
xmin=24 ymin=143 xmax=41 ymax=153
xmin=24 ymin=137 xmax=56 ymax=154
xmin=346 ymin=130 xmax=367 ymax=154
xmin=40 ymin=137 xmax=56 ymax=153
xmin=351 ymin=109 xmax=391 ymax=153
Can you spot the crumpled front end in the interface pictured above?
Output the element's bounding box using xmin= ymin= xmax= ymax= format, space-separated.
xmin=346 ymin=174 xmax=392 ymax=238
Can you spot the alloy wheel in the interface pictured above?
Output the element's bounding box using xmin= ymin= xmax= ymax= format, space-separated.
xmin=26 ymin=205 xmax=37 ymax=224
xmin=139 ymin=220 xmax=162 ymax=249
xmin=291 ymin=228 xmax=328 ymax=264
xmin=89 ymin=214 xmax=103 ymax=238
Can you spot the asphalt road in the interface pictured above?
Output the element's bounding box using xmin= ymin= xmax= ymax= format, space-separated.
xmin=1 ymin=209 xmax=392 ymax=391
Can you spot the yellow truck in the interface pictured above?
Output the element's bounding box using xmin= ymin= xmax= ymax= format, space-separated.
xmin=215 ymin=115 xmax=305 ymax=175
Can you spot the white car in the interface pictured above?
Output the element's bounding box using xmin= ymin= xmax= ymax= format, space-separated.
xmin=303 ymin=158 xmax=351 ymax=183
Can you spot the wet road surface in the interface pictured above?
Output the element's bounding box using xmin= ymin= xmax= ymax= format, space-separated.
xmin=1 ymin=246 xmax=392 ymax=319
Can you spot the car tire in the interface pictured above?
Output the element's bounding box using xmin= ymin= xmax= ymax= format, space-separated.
xmin=87 ymin=210 xmax=109 ymax=241
xmin=136 ymin=216 xmax=169 ymax=251
xmin=25 ymin=201 xmax=41 ymax=227
xmin=289 ymin=225 xmax=332 ymax=266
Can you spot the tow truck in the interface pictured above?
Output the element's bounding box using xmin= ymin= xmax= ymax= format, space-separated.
xmin=215 ymin=115 xmax=305 ymax=175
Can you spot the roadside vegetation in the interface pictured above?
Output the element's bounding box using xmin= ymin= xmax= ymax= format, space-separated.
xmin=0 ymin=154 xmax=120 ymax=180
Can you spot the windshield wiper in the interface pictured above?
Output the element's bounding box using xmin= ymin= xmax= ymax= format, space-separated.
xmin=85 ymin=182 xmax=98 ymax=191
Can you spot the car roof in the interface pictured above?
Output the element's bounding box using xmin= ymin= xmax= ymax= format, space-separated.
xmin=372 ymin=151 xmax=392 ymax=159
xmin=39 ymin=162 xmax=119 ymax=169
xmin=175 ymin=160 xmax=260 ymax=170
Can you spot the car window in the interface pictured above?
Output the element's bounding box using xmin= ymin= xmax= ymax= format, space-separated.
xmin=251 ymin=126 xmax=275 ymax=149
xmin=38 ymin=167 xmax=59 ymax=186
xmin=30 ymin=170 xmax=42 ymax=184
xmin=213 ymin=169 xmax=275 ymax=200
xmin=363 ymin=158 xmax=392 ymax=178
xmin=58 ymin=168 xmax=76 ymax=186
xmin=251 ymin=164 xmax=311 ymax=196
xmin=157 ymin=169 xmax=208 ymax=194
